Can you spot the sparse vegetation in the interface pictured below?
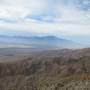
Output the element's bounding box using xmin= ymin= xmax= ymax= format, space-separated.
xmin=0 ymin=48 xmax=90 ymax=90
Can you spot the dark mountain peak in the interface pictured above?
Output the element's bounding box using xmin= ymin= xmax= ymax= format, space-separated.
xmin=31 ymin=36 xmax=60 ymax=40
xmin=42 ymin=36 xmax=58 ymax=39
xmin=0 ymin=35 xmax=68 ymax=41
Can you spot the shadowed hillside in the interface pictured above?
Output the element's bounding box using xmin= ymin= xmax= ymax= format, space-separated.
xmin=0 ymin=48 xmax=90 ymax=90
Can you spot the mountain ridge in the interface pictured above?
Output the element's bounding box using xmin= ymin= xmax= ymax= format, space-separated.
xmin=0 ymin=35 xmax=81 ymax=49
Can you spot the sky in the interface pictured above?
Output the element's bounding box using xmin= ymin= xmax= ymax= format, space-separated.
xmin=0 ymin=0 xmax=90 ymax=45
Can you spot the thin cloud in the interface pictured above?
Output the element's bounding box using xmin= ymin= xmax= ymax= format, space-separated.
xmin=0 ymin=0 xmax=90 ymax=37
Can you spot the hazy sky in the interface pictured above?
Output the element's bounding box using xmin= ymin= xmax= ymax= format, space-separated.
xmin=0 ymin=0 xmax=90 ymax=45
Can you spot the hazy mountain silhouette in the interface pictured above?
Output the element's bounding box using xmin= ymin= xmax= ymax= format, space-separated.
xmin=0 ymin=35 xmax=81 ymax=49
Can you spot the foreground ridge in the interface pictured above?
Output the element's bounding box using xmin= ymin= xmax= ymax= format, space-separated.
xmin=0 ymin=48 xmax=90 ymax=90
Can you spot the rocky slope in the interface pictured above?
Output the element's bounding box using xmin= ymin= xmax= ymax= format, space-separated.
xmin=0 ymin=48 xmax=90 ymax=90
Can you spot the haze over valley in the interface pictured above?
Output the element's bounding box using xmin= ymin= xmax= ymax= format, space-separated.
xmin=0 ymin=0 xmax=90 ymax=89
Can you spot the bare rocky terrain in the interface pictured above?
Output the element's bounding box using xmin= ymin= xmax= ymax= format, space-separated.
xmin=0 ymin=48 xmax=90 ymax=90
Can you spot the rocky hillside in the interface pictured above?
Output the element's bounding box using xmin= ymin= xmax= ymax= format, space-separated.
xmin=0 ymin=48 xmax=90 ymax=90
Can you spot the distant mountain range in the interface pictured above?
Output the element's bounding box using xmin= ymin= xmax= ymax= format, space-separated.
xmin=0 ymin=35 xmax=82 ymax=49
